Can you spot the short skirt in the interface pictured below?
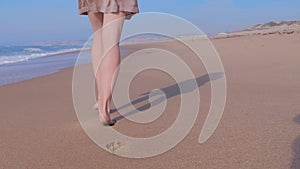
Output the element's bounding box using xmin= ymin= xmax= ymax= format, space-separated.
xmin=78 ymin=0 xmax=139 ymax=19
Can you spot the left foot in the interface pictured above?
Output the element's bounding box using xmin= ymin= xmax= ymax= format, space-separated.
xmin=93 ymin=102 xmax=98 ymax=110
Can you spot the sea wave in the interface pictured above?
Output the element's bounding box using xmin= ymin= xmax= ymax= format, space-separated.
xmin=0 ymin=48 xmax=89 ymax=65
xmin=23 ymin=47 xmax=43 ymax=52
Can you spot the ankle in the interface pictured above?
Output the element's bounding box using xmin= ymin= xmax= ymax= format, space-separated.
xmin=97 ymin=99 xmax=110 ymax=113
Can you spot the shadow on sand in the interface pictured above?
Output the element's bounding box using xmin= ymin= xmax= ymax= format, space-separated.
xmin=111 ymin=72 xmax=224 ymax=121
xmin=291 ymin=114 xmax=300 ymax=169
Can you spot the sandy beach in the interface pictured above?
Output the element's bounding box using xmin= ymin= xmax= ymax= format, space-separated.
xmin=1 ymin=33 xmax=300 ymax=168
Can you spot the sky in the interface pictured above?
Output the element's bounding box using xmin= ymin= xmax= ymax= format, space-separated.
xmin=0 ymin=0 xmax=300 ymax=44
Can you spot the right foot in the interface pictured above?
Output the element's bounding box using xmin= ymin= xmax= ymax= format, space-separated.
xmin=97 ymin=96 xmax=115 ymax=126
xmin=99 ymin=112 xmax=116 ymax=126
xmin=101 ymin=119 xmax=116 ymax=126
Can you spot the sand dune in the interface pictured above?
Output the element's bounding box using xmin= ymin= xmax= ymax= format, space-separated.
xmin=215 ymin=20 xmax=300 ymax=39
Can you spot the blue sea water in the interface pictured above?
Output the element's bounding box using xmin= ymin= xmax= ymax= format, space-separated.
xmin=0 ymin=41 xmax=86 ymax=65
xmin=0 ymin=40 xmax=139 ymax=86
xmin=0 ymin=35 xmax=172 ymax=86
xmin=0 ymin=41 xmax=92 ymax=86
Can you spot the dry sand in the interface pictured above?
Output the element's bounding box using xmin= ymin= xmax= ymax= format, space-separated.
xmin=0 ymin=33 xmax=300 ymax=169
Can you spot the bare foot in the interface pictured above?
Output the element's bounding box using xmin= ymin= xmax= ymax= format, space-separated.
xmin=99 ymin=111 xmax=116 ymax=126
xmin=98 ymin=104 xmax=115 ymax=126
xmin=97 ymin=96 xmax=115 ymax=126
xmin=93 ymin=102 xmax=98 ymax=110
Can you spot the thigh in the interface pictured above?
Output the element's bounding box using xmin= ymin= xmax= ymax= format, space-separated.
xmin=88 ymin=12 xmax=104 ymax=32
xmin=102 ymin=12 xmax=126 ymax=48
xmin=103 ymin=12 xmax=126 ymax=25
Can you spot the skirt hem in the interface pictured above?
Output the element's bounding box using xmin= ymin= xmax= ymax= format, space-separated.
xmin=78 ymin=6 xmax=139 ymax=20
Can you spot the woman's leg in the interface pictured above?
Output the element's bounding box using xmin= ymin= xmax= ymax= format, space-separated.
xmin=88 ymin=11 xmax=125 ymax=124
xmin=97 ymin=12 xmax=125 ymax=124
xmin=88 ymin=12 xmax=114 ymax=124
xmin=88 ymin=12 xmax=103 ymax=102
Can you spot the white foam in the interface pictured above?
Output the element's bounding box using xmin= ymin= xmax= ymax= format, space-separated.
xmin=0 ymin=48 xmax=88 ymax=65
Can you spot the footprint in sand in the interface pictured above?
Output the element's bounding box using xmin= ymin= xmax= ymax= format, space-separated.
xmin=105 ymin=141 xmax=124 ymax=153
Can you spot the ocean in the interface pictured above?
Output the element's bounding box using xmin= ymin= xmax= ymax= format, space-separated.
xmin=0 ymin=34 xmax=176 ymax=86
xmin=0 ymin=41 xmax=91 ymax=86
xmin=0 ymin=40 xmax=145 ymax=86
